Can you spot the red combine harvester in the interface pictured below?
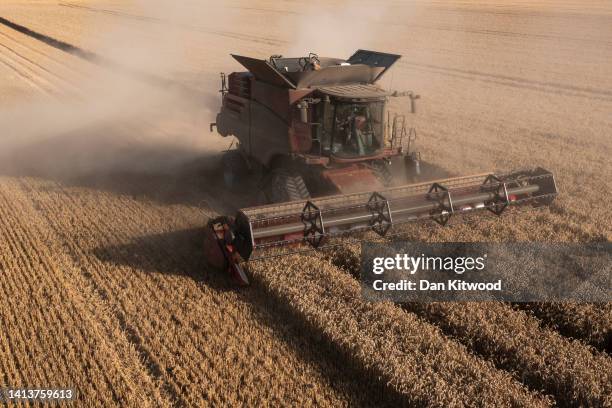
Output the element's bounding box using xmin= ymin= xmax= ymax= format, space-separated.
xmin=205 ymin=50 xmax=558 ymax=285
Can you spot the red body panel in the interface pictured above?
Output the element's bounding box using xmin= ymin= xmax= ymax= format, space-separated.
xmin=321 ymin=165 xmax=383 ymax=194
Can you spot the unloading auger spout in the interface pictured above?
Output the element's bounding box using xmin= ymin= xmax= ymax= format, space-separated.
xmin=204 ymin=167 xmax=557 ymax=285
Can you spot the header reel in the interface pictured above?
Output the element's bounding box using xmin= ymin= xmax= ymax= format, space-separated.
xmin=204 ymin=167 xmax=557 ymax=285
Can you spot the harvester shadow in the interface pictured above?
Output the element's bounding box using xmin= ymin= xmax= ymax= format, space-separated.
xmin=0 ymin=103 xmax=258 ymax=214
xmin=1 ymin=109 xmax=453 ymax=215
xmin=93 ymin=227 xmax=406 ymax=407
xmin=10 ymin=153 xmax=452 ymax=218
xmin=1 ymin=133 xmax=256 ymax=213
xmin=61 ymin=157 xmax=249 ymax=211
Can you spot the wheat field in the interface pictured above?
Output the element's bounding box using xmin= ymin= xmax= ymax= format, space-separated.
xmin=0 ymin=0 xmax=610 ymax=406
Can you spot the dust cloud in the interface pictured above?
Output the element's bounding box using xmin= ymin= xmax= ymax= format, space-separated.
xmin=0 ymin=1 xmax=413 ymax=182
xmin=281 ymin=2 xmax=386 ymax=58
xmin=276 ymin=2 xmax=419 ymax=101
xmin=0 ymin=0 xmax=228 ymax=180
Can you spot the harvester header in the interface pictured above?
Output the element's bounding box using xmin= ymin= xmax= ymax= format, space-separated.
xmin=204 ymin=168 xmax=557 ymax=285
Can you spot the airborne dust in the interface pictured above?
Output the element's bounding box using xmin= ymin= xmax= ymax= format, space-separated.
xmin=0 ymin=0 xmax=404 ymax=183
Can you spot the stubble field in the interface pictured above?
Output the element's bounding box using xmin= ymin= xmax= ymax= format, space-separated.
xmin=0 ymin=0 xmax=610 ymax=406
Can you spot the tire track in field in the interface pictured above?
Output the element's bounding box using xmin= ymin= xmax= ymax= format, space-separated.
xmin=0 ymin=28 xmax=90 ymax=85
xmin=0 ymin=49 xmax=53 ymax=95
xmin=388 ymin=20 xmax=612 ymax=47
xmin=0 ymin=16 xmax=202 ymax=98
xmin=227 ymin=5 xmax=300 ymax=16
xmin=435 ymin=5 xmax=612 ymax=21
xmin=0 ymin=26 xmax=84 ymax=98
xmin=0 ymin=38 xmax=75 ymax=91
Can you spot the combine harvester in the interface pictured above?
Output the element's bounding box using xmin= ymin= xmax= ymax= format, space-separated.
xmin=205 ymin=50 xmax=558 ymax=285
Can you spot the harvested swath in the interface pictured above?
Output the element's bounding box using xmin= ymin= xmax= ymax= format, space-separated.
xmin=516 ymin=303 xmax=611 ymax=352
xmin=406 ymin=302 xmax=612 ymax=408
xmin=15 ymin=176 xmax=389 ymax=407
xmin=0 ymin=1 xmax=611 ymax=405
xmin=0 ymin=179 xmax=170 ymax=407
xmin=249 ymin=255 xmax=551 ymax=408
xmin=327 ymin=244 xmax=612 ymax=407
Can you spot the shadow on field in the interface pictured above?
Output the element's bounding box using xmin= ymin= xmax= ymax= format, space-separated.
xmin=93 ymin=227 xmax=405 ymax=407
xmin=1 ymin=121 xmax=453 ymax=215
xmin=58 ymin=157 xmax=450 ymax=211
xmin=0 ymin=132 xmax=256 ymax=213
xmin=0 ymin=107 xmax=271 ymax=214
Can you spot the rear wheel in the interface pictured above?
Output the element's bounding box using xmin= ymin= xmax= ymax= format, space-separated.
xmin=266 ymin=169 xmax=310 ymax=203
xmin=222 ymin=150 xmax=248 ymax=191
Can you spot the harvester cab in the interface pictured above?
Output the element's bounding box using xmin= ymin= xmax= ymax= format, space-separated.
xmin=316 ymin=96 xmax=383 ymax=158
xmin=212 ymin=49 xmax=419 ymax=199
xmin=205 ymin=50 xmax=558 ymax=285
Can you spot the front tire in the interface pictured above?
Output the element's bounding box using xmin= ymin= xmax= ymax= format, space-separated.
xmin=266 ymin=169 xmax=310 ymax=203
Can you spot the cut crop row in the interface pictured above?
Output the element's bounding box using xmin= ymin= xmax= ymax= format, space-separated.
xmin=515 ymin=302 xmax=611 ymax=352
xmin=326 ymin=243 xmax=612 ymax=407
xmin=0 ymin=178 xmax=169 ymax=407
xmin=248 ymin=254 xmax=550 ymax=408
xmin=16 ymin=176 xmax=385 ymax=407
